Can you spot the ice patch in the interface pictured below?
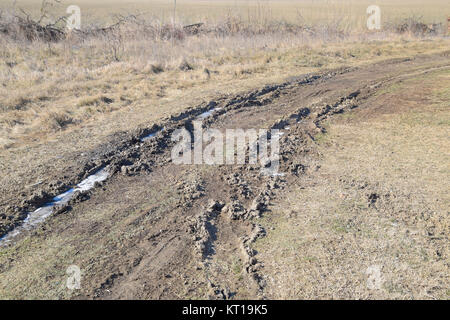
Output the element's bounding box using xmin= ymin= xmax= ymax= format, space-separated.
xmin=141 ymin=131 xmax=160 ymax=142
xmin=196 ymin=108 xmax=218 ymax=120
xmin=0 ymin=168 xmax=109 ymax=246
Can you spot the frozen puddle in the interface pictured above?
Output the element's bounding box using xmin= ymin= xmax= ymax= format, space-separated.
xmin=141 ymin=131 xmax=160 ymax=142
xmin=0 ymin=168 xmax=109 ymax=246
xmin=197 ymin=110 xmax=213 ymax=120
xmin=196 ymin=108 xmax=221 ymax=121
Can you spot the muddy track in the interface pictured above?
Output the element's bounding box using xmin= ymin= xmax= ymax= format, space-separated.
xmin=1 ymin=52 xmax=449 ymax=299
xmin=177 ymin=59 xmax=450 ymax=299
xmin=2 ymin=53 xmax=448 ymax=239
xmin=0 ymin=65 xmax=354 ymax=239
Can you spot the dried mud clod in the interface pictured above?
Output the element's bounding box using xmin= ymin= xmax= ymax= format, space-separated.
xmin=225 ymin=200 xmax=246 ymax=220
xmin=248 ymin=177 xmax=284 ymax=218
xmin=207 ymin=280 xmax=233 ymax=300
xmin=240 ymin=223 xmax=267 ymax=293
xmin=225 ymin=173 xmax=253 ymax=199
xmin=189 ymin=200 xmax=225 ymax=261
xmin=227 ymin=176 xmax=287 ymax=296
xmin=315 ymin=90 xmax=360 ymax=122
xmin=176 ymin=179 xmax=205 ymax=208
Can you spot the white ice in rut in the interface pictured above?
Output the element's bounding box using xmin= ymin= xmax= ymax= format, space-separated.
xmin=1 ymin=107 xmax=220 ymax=246
xmin=0 ymin=168 xmax=109 ymax=246
xmin=141 ymin=131 xmax=159 ymax=142
xmin=196 ymin=108 xmax=221 ymax=120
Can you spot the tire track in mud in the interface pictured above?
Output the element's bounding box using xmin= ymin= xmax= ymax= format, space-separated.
xmin=1 ymin=53 xmax=449 ymax=299
xmin=2 ymin=54 xmax=449 ymax=243
xmin=179 ymin=60 xmax=450 ymax=299
xmin=0 ymin=65 xmax=355 ymax=244
xmin=191 ymin=91 xmax=363 ymax=298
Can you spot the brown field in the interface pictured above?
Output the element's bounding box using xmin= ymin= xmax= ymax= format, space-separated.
xmin=3 ymin=0 xmax=449 ymax=26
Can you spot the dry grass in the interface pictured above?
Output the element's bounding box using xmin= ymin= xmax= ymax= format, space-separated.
xmin=0 ymin=1 xmax=448 ymax=152
xmin=3 ymin=0 xmax=449 ymax=28
xmin=0 ymin=6 xmax=448 ymax=148
xmin=254 ymin=69 xmax=450 ymax=299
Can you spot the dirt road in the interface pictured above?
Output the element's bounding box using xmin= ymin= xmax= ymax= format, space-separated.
xmin=0 ymin=51 xmax=449 ymax=299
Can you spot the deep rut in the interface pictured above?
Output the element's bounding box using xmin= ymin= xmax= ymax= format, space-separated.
xmin=1 ymin=52 xmax=449 ymax=299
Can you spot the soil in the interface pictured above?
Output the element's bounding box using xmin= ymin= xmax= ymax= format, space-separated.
xmin=0 ymin=51 xmax=449 ymax=299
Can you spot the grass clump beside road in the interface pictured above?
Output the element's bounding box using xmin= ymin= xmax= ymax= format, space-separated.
xmin=1 ymin=29 xmax=449 ymax=149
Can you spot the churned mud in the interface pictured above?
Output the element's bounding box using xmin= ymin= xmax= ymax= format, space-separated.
xmin=0 ymin=51 xmax=448 ymax=299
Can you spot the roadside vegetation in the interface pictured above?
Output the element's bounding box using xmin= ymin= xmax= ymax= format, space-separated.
xmin=0 ymin=0 xmax=449 ymax=150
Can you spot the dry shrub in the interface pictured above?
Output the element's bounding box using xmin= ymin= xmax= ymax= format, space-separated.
xmin=41 ymin=111 xmax=74 ymax=131
xmin=179 ymin=59 xmax=194 ymax=71
xmin=0 ymin=8 xmax=351 ymax=46
xmin=389 ymin=16 xmax=443 ymax=36
xmin=150 ymin=64 xmax=164 ymax=74
xmin=1 ymin=6 xmax=446 ymax=51
xmin=0 ymin=8 xmax=65 ymax=42
xmin=2 ymin=97 xmax=31 ymax=112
